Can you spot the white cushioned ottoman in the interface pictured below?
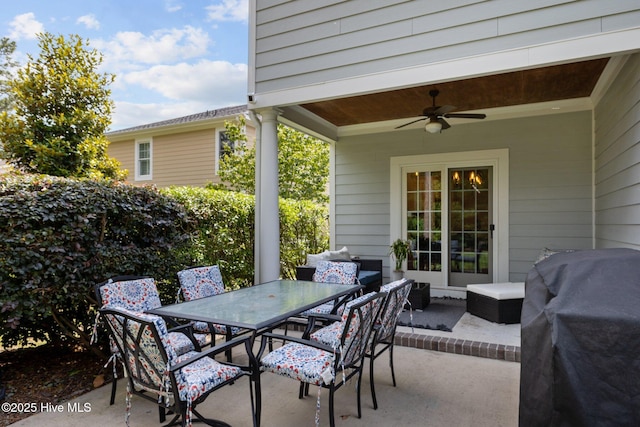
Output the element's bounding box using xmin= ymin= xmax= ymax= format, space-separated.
xmin=466 ymin=282 xmax=525 ymax=324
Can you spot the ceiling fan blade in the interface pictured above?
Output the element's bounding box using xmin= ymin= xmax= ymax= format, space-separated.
xmin=444 ymin=113 xmax=487 ymax=119
xmin=434 ymin=105 xmax=456 ymax=115
xmin=422 ymin=106 xmax=439 ymax=115
xmin=438 ymin=118 xmax=451 ymax=130
xmin=395 ymin=117 xmax=427 ymax=129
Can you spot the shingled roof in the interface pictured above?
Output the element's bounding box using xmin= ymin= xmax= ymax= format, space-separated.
xmin=107 ymin=104 xmax=247 ymax=135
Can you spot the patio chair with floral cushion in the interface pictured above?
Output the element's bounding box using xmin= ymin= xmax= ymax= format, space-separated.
xmin=281 ymin=260 xmax=362 ymax=339
xmin=365 ymin=278 xmax=413 ymax=409
xmin=100 ymin=306 xmax=259 ymax=427
xmin=259 ymin=291 xmax=384 ymax=427
xmin=300 ymin=260 xmax=361 ymax=317
xmin=176 ymin=265 xmax=247 ymax=361
xmin=94 ymin=276 xmax=210 ymax=406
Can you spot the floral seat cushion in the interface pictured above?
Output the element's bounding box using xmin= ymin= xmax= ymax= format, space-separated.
xmin=378 ymin=280 xmax=411 ymax=325
xmin=178 ymin=266 xmax=241 ymax=337
xmin=99 ymin=277 xmax=162 ymax=312
xmin=310 ymin=293 xmax=379 ymax=349
xmin=177 ymin=266 xmax=226 ymax=300
xmin=105 ymin=308 xmax=180 ymax=388
xmin=102 ymin=306 xmax=247 ymax=425
xmin=192 ymin=321 xmax=241 ymax=336
xmin=299 ymin=260 xmax=359 ymax=316
xmin=299 ymin=302 xmax=336 ymax=317
xmin=312 ymin=260 xmax=358 ymax=285
xmin=379 ymin=279 xmax=407 ymax=293
xmin=174 ymin=351 xmax=243 ymax=403
xmin=260 ymin=342 xmax=334 ymax=386
xmin=167 ymin=331 xmax=198 ymax=355
xmin=99 ymin=278 xmax=197 ymax=356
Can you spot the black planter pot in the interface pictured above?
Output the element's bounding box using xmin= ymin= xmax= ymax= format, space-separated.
xmin=405 ymin=282 xmax=430 ymax=310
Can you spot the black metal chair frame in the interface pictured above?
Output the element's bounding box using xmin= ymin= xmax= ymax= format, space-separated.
xmin=259 ymin=292 xmax=384 ymax=427
xmin=94 ymin=276 xmax=198 ymax=407
xmin=281 ymin=260 xmax=363 ymax=336
xmin=100 ymin=306 xmax=260 ymax=427
xmin=366 ymin=279 xmax=414 ymax=409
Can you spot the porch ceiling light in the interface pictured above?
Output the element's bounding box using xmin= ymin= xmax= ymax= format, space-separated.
xmin=425 ymin=120 xmax=442 ymax=134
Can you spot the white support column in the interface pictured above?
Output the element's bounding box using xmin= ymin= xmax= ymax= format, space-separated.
xmin=249 ymin=111 xmax=262 ymax=285
xmin=257 ymin=108 xmax=280 ymax=282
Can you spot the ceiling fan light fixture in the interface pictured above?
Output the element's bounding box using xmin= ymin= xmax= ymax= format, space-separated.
xmin=425 ymin=120 xmax=442 ymax=134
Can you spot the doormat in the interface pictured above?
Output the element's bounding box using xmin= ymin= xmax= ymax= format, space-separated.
xmin=397 ymin=298 xmax=466 ymax=332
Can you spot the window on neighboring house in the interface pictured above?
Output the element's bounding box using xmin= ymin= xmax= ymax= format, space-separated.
xmin=216 ymin=129 xmax=235 ymax=173
xmin=135 ymin=139 xmax=152 ymax=180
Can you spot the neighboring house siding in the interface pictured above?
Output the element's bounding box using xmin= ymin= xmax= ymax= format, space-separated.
xmin=151 ymin=129 xmax=217 ymax=187
xmin=334 ymin=111 xmax=593 ymax=281
xmin=255 ymin=1 xmax=640 ymax=93
xmin=108 ymin=128 xmax=220 ymax=188
xmin=594 ymin=52 xmax=640 ymax=249
xmin=108 ymin=138 xmax=135 ymax=180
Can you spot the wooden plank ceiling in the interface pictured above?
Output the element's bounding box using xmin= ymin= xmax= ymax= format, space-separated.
xmin=300 ymin=58 xmax=609 ymax=127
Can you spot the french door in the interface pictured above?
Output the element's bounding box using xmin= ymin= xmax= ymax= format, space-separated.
xmin=401 ymin=165 xmax=494 ymax=288
xmin=392 ymin=149 xmax=508 ymax=290
xmin=405 ymin=171 xmax=443 ymax=276
xmin=448 ymin=167 xmax=493 ymax=287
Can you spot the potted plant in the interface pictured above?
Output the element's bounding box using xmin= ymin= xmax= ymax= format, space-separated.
xmin=389 ymin=238 xmax=410 ymax=280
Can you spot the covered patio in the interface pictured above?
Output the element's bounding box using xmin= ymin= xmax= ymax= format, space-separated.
xmin=9 ymin=319 xmax=520 ymax=426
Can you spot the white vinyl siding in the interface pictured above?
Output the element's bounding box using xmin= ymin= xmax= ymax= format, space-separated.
xmin=594 ymin=52 xmax=640 ymax=249
xmin=254 ymin=1 xmax=640 ymax=94
xmin=135 ymin=139 xmax=152 ymax=181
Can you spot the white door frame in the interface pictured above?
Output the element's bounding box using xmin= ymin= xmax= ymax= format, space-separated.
xmin=390 ymin=149 xmax=510 ymax=297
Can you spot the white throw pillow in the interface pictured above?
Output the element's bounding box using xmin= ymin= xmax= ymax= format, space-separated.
xmin=327 ymin=246 xmax=351 ymax=261
xmin=307 ymin=251 xmax=329 ymax=267
xmin=306 ymin=246 xmax=351 ymax=266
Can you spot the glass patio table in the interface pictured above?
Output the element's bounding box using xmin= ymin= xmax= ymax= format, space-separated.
xmin=147 ymin=279 xmax=362 ymax=333
xmin=149 ymin=279 xmax=362 ymax=427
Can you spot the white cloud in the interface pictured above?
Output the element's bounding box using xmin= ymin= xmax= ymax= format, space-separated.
xmin=206 ymin=0 xmax=248 ymax=23
xmin=95 ymin=26 xmax=210 ymax=70
xmin=77 ymin=14 xmax=100 ymax=30
xmin=165 ymin=0 xmax=183 ymax=13
xmin=122 ymin=59 xmax=247 ymax=103
xmin=8 ymin=13 xmax=45 ymax=40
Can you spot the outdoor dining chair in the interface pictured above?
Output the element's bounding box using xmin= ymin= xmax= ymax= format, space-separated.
xmin=365 ymin=278 xmax=413 ymax=409
xmin=100 ymin=305 xmax=259 ymax=427
xmin=259 ymin=292 xmax=384 ymax=427
xmin=94 ymin=276 xmax=210 ymax=406
xmin=282 ymin=259 xmax=361 ymax=337
xmin=301 ymin=259 xmax=360 ymax=316
xmin=177 ymin=265 xmax=247 ymax=361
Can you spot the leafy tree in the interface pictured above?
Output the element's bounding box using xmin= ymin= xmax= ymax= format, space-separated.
xmin=215 ymin=116 xmax=329 ymax=203
xmin=0 ymin=37 xmax=18 ymax=112
xmin=0 ymin=33 xmax=126 ymax=180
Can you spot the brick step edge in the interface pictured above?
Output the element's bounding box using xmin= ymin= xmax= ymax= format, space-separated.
xmin=395 ymin=331 xmax=521 ymax=363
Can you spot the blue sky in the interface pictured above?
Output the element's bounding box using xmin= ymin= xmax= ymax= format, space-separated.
xmin=1 ymin=0 xmax=248 ymax=130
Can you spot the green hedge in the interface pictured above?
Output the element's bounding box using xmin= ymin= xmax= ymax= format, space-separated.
xmin=0 ymin=174 xmax=192 ymax=349
xmin=0 ymin=176 xmax=329 ymax=350
xmin=163 ymin=186 xmax=329 ymax=286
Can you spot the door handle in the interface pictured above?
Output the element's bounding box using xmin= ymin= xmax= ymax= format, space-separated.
xmin=490 ymin=224 xmax=495 ymax=238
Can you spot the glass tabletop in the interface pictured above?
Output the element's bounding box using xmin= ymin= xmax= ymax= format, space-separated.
xmin=148 ymin=279 xmax=362 ymax=330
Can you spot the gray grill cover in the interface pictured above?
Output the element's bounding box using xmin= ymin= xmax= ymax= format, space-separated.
xmin=519 ymin=248 xmax=640 ymax=426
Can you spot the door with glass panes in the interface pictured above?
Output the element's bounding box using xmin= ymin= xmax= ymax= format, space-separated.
xmin=404 ymin=167 xmax=493 ymax=287
xmin=448 ymin=167 xmax=493 ymax=287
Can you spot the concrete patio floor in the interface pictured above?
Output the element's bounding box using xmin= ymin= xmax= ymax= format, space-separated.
xmin=10 ymin=317 xmax=521 ymax=427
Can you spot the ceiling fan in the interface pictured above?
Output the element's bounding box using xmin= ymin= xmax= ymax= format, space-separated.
xmin=395 ymin=89 xmax=486 ymax=133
